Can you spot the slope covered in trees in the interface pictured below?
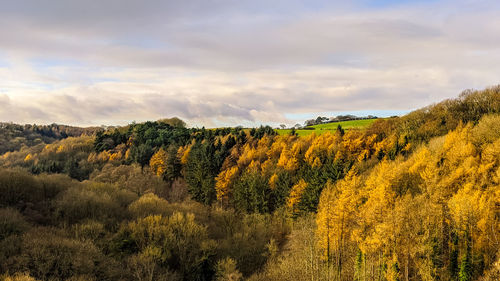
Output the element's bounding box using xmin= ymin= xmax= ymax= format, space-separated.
xmin=0 ymin=86 xmax=499 ymax=280
xmin=0 ymin=123 xmax=102 ymax=155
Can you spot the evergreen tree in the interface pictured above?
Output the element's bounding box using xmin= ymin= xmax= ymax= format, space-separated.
xmin=459 ymin=243 xmax=472 ymax=281
xmin=134 ymin=143 xmax=154 ymax=169
xmin=354 ymin=249 xmax=363 ymax=281
xmin=337 ymin=124 xmax=345 ymax=136
xmin=184 ymin=142 xmax=217 ymax=204
xmin=449 ymin=232 xmax=459 ymax=280
xmin=232 ymin=170 xmax=269 ymax=213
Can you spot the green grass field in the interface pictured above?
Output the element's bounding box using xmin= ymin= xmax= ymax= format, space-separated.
xmin=276 ymin=119 xmax=377 ymax=136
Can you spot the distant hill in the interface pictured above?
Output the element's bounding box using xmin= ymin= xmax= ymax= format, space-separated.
xmin=0 ymin=123 xmax=103 ymax=154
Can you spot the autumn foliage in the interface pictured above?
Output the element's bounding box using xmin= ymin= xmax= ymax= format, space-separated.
xmin=0 ymin=86 xmax=499 ymax=280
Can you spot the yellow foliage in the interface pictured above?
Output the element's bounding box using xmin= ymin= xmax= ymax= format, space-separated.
xmin=277 ymin=148 xmax=299 ymax=171
xmin=41 ymin=136 xmax=94 ymax=155
xmin=149 ymin=148 xmax=168 ymax=177
xmin=317 ymin=170 xmax=360 ymax=260
xmin=448 ymin=184 xmax=482 ymax=235
xmin=215 ymin=166 xmax=239 ymax=201
xmin=237 ymin=145 xmax=256 ymax=167
xmin=180 ymin=146 xmax=191 ymax=165
xmin=248 ymin=160 xmax=260 ymax=171
xmin=475 ymin=186 xmax=500 ymax=258
xmin=408 ymin=147 xmax=432 ymax=175
xmin=56 ymin=145 xmax=65 ymax=153
xmin=97 ymin=151 xmax=110 ymax=162
xmin=304 ymin=133 xmax=337 ymax=166
xmin=287 ymin=179 xmax=308 ymax=215
xmin=257 ymin=135 xmax=273 ymax=148
xmin=269 ymin=173 xmax=278 ymax=190
xmin=24 ymin=153 xmax=33 ymax=162
xmin=125 ymin=148 xmax=131 ymax=160
xmin=109 ymin=151 xmax=122 ymax=161
xmin=277 ymin=148 xmax=289 ymax=168
xmin=284 ymin=157 xmax=298 ymax=171
xmin=128 ymin=193 xmax=170 ymax=218
xmin=126 ymin=136 xmax=134 ymax=146
xmin=260 ymin=159 xmax=274 ymax=176
xmin=267 ymin=138 xmax=287 ymax=159
xmin=312 ymin=157 xmax=322 ymax=168
xmin=402 ymin=142 xmax=411 ymax=153
xmin=290 ymin=140 xmax=308 ymax=158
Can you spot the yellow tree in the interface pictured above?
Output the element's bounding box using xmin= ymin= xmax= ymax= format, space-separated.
xmin=287 ymin=179 xmax=308 ymax=216
xmin=476 ymin=186 xmax=500 ymax=265
xmin=317 ymin=170 xmax=360 ymax=280
xmin=149 ymin=148 xmax=168 ymax=178
xmin=215 ymin=166 xmax=239 ymax=204
xmin=304 ymin=132 xmax=337 ymax=167
xmin=178 ymin=144 xmax=192 ymax=165
xmin=352 ymin=160 xmax=400 ymax=280
xmin=277 ymin=147 xmax=299 ymax=172
xmin=268 ymin=173 xmax=279 ymax=190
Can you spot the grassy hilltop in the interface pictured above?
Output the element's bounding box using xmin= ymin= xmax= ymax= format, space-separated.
xmin=276 ymin=118 xmax=378 ymax=136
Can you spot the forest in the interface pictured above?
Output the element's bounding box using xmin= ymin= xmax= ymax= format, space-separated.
xmin=0 ymin=86 xmax=499 ymax=281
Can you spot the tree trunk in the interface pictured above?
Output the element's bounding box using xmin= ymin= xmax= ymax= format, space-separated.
xmin=338 ymin=213 xmax=345 ymax=281
xmin=405 ymin=251 xmax=409 ymax=281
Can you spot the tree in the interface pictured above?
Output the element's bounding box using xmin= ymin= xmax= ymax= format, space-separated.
xmin=287 ymin=179 xmax=308 ymax=216
xmin=127 ymin=213 xmax=216 ymax=280
xmin=150 ymin=148 xmax=168 ymax=178
xmin=215 ymin=166 xmax=239 ymax=205
xmin=450 ymin=231 xmax=460 ymax=280
xmin=315 ymin=116 xmax=328 ymax=125
xmin=150 ymin=146 xmax=181 ymax=183
xmin=459 ymin=242 xmax=472 ymax=281
xmin=157 ymin=117 xmax=186 ymax=128
xmin=184 ymin=142 xmax=217 ymax=205
xmin=134 ymin=143 xmax=154 ymax=169
xmin=233 ymin=170 xmax=269 ymax=213
xmin=317 ymin=171 xmax=359 ymax=280
xmin=13 ymin=228 xmax=111 ymax=280
xmin=337 ymin=124 xmax=345 ymax=136
xmin=0 ymin=208 xmax=29 ymax=240
xmin=128 ymin=193 xmax=170 ymax=218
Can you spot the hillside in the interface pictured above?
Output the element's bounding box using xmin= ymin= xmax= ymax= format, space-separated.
xmin=277 ymin=119 xmax=378 ymax=136
xmin=0 ymin=86 xmax=499 ymax=281
xmin=311 ymin=118 xmax=377 ymax=130
xmin=0 ymin=123 xmax=103 ymax=155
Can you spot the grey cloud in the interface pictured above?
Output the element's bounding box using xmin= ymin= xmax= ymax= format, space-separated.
xmin=135 ymin=93 xmax=256 ymax=121
xmin=0 ymin=94 xmax=53 ymax=122
xmin=3 ymin=89 xmax=283 ymax=126
xmin=2 ymin=0 xmax=499 ymax=72
xmin=1 ymin=0 xmax=500 ymax=126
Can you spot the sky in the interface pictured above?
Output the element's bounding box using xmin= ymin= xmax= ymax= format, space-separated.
xmin=0 ymin=0 xmax=499 ymax=127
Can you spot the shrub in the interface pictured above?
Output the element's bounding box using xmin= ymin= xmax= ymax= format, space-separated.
xmin=128 ymin=193 xmax=170 ymax=218
xmin=0 ymin=208 xmax=29 ymax=240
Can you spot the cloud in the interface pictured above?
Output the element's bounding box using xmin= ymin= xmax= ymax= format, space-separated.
xmin=0 ymin=0 xmax=499 ymax=126
xmin=0 ymin=94 xmax=53 ymax=122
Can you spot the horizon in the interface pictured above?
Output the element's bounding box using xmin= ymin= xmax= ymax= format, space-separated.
xmin=1 ymin=0 xmax=499 ymax=127
xmin=0 ymin=109 xmax=409 ymax=128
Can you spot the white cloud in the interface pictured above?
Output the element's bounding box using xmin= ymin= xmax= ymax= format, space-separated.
xmin=0 ymin=0 xmax=499 ymax=127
